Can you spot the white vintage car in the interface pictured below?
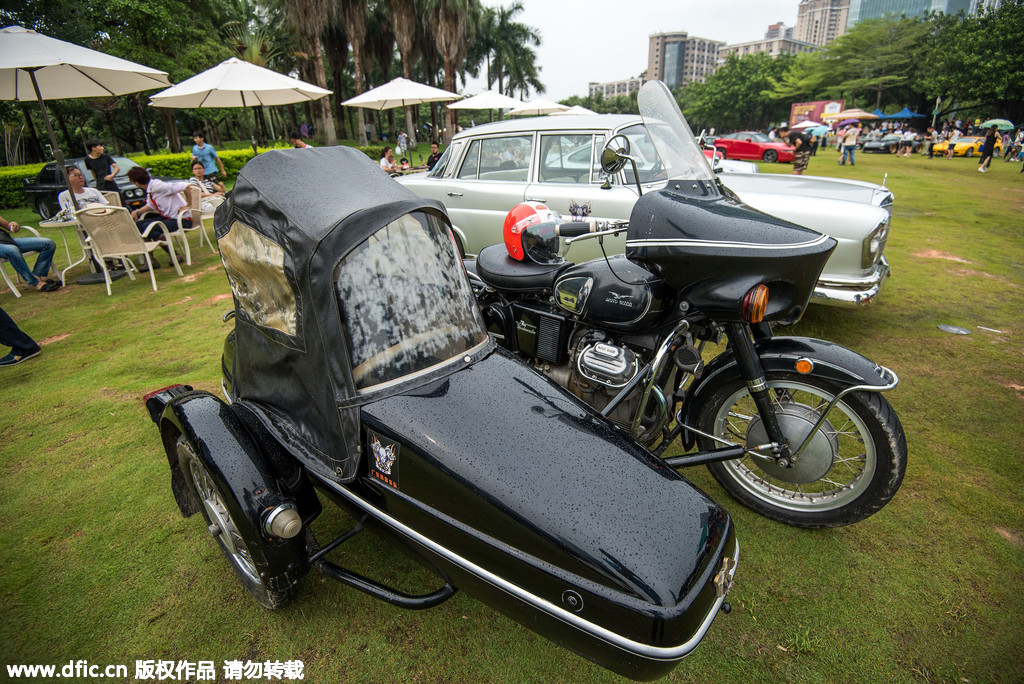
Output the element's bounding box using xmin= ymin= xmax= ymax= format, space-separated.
xmin=398 ymin=114 xmax=892 ymax=307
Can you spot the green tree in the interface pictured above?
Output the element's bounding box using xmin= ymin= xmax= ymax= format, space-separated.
xmin=682 ymin=53 xmax=795 ymax=133
xmin=423 ymin=0 xmax=481 ymax=143
xmin=919 ymin=0 xmax=1024 ymax=121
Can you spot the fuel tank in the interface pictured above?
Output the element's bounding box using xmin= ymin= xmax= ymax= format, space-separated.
xmin=554 ymin=255 xmax=675 ymax=332
xmin=341 ymin=348 xmax=736 ymax=680
xmin=625 ymin=184 xmax=836 ymax=324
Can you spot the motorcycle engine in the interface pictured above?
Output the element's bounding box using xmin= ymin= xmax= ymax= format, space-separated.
xmin=537 ymin=338 xmax=642 ymax=431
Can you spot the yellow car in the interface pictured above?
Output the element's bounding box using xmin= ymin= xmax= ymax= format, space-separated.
xmin=933 ymin=136 xmax=1003 ymax=157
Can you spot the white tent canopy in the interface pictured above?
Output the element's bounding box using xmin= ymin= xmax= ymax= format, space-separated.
xmin=447 ymin=90 xmax=523 ymax=110
xmin=149 ymin=58 xmax=331 ymax=109
xmin=342 ymin=77 xmax=457 ymax=110
xmin=508 ymin=99 xmax=571 ymax=116
xmin=549 ymin=105 xmax=598 ymax=116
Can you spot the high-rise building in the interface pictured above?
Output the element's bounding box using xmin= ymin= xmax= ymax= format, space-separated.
xmin=722 ymin=35 xmax=818 ymax=59
xmin=648 ymin=32 xmax=725 ymax=90
xmin=971 ymin=0 xmax=1002 ymax=12
xmin=847 ymin=0 xmax=972 ymax=29
xmin=796 ymin=0 xmax=850 ymax=45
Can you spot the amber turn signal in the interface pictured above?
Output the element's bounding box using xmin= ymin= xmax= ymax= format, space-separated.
xmin=741 ymin=284 xmax=769 ymax=323
xmin=795 ymin=358 xmax=815 ymax=374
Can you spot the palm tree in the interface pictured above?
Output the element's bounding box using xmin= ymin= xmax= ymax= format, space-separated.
xmin=338 ymin=0 xmax=369 ymax=146
xmin=389 ymin=0 xmax=422 ymax=145
xmin=493 ymin=3 xmax=541 ymax=99
xmin=289 ymin=0 xmax=338 ymax=145
xmin=423 ymin=0 xmax=481 ymax=143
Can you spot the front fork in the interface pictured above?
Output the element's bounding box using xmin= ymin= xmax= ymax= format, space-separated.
xmin=722 ymin=323 xmax=794 ymax=467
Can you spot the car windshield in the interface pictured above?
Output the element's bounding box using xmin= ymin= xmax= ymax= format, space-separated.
xmin=748 ymin=133 xmax=771 ymax=143
xmin=636 ymin=80 xmax=714 ymax=182
xmin=335 ymin=211 xmax=488 ymax=391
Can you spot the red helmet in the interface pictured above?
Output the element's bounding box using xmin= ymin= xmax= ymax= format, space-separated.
xmin=503 ymin=202 xmax=561 ymax=262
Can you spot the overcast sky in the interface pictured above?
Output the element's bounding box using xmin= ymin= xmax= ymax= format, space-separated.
xmin=465 ymin=0 xmax=801 ymax=101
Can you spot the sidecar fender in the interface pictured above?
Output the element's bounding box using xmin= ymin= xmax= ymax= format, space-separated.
xmin=679 ymin=336 xmax=891 ymax=449
xmin=152 ymin=389 xmax=320 ymax=551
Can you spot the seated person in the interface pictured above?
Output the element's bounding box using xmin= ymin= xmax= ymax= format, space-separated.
xmin=0 ymin=305 xmax=42 ymax=366
xmin=58 ymin=166 xmax=109 ymax=214
xmin=427 ymin=142 xmax=443 ymax=171
xmin=187 ymin=160 xmax=226 ymax=213
xmin=0 ymin=215 xmax=59 ymax=292
xmin=289 ymin=131 xmax=312 ymax=148
xmin=380 ymin=146 xmax=400 ymax=176
xmin=127 ymin=167 xmax=189 ymax=269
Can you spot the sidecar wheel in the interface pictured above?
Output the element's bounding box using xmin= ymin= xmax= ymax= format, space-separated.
xmin=177 ymin=435 xmax=298 ymax=609
xmin=696 ymin=372 xmax=906 ymax=528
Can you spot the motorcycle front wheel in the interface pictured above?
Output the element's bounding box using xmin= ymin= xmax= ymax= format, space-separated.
xmin=695 ymin=372 xmax=907 ymax=528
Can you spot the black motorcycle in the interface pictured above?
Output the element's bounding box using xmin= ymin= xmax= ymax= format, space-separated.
xmin=465 ymin=81 xmax=907 ymax=528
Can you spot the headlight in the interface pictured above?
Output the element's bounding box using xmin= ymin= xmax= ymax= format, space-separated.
xmin=861 ymin=216 xmax=890 ymax=268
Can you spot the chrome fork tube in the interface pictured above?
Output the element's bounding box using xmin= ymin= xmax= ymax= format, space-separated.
xmin=630 ymin=320 xmax=690 ymax=440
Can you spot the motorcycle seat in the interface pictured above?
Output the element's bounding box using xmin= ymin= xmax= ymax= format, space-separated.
xmin=475 ymin=244 xmax=572 ymax=293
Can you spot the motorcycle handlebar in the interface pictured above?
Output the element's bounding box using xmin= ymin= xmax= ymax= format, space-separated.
xmin=555 ymin=220 xmax=627 ymax=238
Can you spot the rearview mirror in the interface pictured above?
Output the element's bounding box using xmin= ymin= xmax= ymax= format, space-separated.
xmin=601 ymin=135 xmax=631 ymax=175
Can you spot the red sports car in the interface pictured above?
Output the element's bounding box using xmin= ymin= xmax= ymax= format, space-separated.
xmin=712 ymin=131 xmax=795 ymax=163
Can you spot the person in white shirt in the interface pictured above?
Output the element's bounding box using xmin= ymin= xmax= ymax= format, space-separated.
xmin=379 ymin=146 xmax=400 ymax=176
xmin=57 ymin=166 xmax=109 ymax=215
xmin=126 ymin=166 xmax=188 ymax=269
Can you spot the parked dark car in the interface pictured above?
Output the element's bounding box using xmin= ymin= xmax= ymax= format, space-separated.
xmin=143 ymin=147 xmax=738 ymax=681
xmin=22 ymin=156 xmax=154 ymax=218
xmin=860 ymin=134 xmax=921 ymax=154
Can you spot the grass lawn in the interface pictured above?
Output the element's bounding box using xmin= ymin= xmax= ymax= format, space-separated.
xmin=1 ymin=148 xmax=1022 ymax=683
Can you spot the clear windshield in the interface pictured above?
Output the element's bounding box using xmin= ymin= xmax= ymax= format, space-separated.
xmin=636 ymin=80 xmax=715 ymax=182
xmin=335 ymin=211 xmax=487 ymax=391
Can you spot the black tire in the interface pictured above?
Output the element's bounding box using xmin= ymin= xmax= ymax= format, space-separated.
xmin=35 ymin=197 xmax=54 ymax=220
xmin=176 ymin=435 xmax=299 ymax=609
xmin=716 ymin=147 xmax=727 ymax=159
xmin=964 ymin=148 xmax=973 ymax=158
xmin=696 ymin=372 xmax=907 ymax=528
xmin=762 ymin=150 xmax=778 ymax=163
xmin=887 ymin=144 xmax=897 ymax=154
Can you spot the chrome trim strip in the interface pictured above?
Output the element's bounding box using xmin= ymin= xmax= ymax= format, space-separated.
xmin=320 ymin=478 xmax=738 ymax=661
xmin=626 ymin=234 xmax=832 ymax=251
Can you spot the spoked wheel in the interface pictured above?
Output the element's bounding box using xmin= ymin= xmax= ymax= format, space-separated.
xmin=762 ymin=150 xmax=778 ymax=163
xmin=696 ymin=372 xmax=906 ymax=528
xmin=177 ymin=436 xmax=299 ymax=609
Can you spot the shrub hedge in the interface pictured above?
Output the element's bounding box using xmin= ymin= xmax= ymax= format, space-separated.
xmin=0 ymin=144 xmax=389 ymax=210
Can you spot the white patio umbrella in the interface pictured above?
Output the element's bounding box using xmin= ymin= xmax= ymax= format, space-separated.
xmin=150 ymin=57 xmax=332 ymax=154
xmin=343 ymin=77 xmax=458 ymax=147
xmin=446 ymin=90 xmax=523 ymax=110
xmin=792 ymin=120 xmax=822 ymax=129
xmin=343 ymin=77 xmax=458 ymax=110
xmin=508 ymin=99 xmax=571 ymax=116
xmin=0 ymin=25 xmax=171 ymax=210
xmin=548 ymin=104 xmax=598 ymax=116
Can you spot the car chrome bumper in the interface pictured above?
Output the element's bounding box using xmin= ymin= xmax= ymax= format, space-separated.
xmin=812 ymin=256 xmax=890 ymax=307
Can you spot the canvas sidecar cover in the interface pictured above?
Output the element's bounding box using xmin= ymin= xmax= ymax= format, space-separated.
xmin=213 ymin=147 xmax=491 ymax=482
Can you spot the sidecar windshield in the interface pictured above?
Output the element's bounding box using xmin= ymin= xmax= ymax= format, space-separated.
xmin=335 ymin=211 xmax=488 ymax=391
xmin=637 ymin=80 xmax=715 ymax=183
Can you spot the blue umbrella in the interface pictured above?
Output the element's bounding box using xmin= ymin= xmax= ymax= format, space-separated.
xmin=809 ymin=125 xmax=829 ymax=136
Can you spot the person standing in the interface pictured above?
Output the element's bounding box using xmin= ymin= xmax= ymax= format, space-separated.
xmin=839 ymin=123 xmax=860 ymax=166
xmin=779 ymin=125 xmax=811 ymax=175
xmin=0 ymin=306 xmax=42 ymax=367
xmin=191 ymin=131 xmax=227 ymax=181
xmin=898 ymin=128 xmax=917 ymax=158
xmin=977 ymin=125 xmax=999 ymax=173
xmin=946 ymin=128 xmax=961 ymax=159
xmin=82 ymin=140 xmax=119 ymax=191
xmin=924 ymin=127 xmax=937 ymax=158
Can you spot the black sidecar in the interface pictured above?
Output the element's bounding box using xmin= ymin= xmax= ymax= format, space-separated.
xmin=144 ymin=147 xmax=738 ymax=680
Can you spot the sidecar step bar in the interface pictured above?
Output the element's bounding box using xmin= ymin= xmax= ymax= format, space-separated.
xmin=308 ymin=519 xmax=456 ymax=610
xmin=317 ymin=560 xmax=455 ymax=610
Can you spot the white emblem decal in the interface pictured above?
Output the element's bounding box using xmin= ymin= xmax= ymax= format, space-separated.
xmin=371 ymin=436 xmax=397 ymax=475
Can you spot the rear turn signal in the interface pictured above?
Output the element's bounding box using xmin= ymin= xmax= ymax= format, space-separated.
xmin=741 ymin=284 xmax=769 ymax=323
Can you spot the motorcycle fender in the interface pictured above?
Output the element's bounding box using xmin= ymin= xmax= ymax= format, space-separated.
xmin=679 ymin=336 xmax=890 ymax=449
xmin=156 ymin=391 xmax=316 ymax=572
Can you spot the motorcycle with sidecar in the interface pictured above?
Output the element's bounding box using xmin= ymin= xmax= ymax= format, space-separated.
xmin=143 ymin=146 xmax=737 ymax=681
